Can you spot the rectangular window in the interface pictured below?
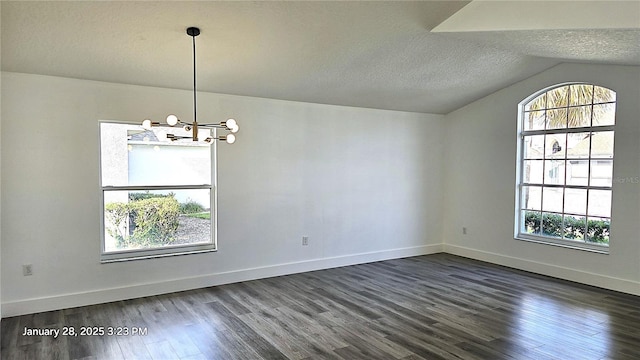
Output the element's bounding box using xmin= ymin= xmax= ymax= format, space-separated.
xmin=100 ymin=122 xmax=216 ymax=262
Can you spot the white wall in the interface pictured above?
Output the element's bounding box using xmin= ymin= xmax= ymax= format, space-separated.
xmin=442 ymin=63 xmax=640 ymax=295
xmin=0 ymin=72 xmax=445 ymax=316
xmin=1 ymin=5 xmax=3 ymax=319
xmin=0 ymin=26 xmax=3 ymax=319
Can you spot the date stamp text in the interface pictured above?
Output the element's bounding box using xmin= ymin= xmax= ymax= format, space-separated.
xmin=22 ymin=326 xmax=148 ymax=338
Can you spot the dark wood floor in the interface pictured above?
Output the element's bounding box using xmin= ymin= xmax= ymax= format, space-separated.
xmin=2 ymin=253 xmax=639 ymax=360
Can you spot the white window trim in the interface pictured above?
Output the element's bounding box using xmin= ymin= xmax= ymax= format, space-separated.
xmin=514 ymin=83 xmax=614 ymax=254
xmin=99 ymin=121 xmax=218 ymax=262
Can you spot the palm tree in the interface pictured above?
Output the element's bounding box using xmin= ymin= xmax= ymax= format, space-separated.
xmin=526 ymin=84 xmax=615 ymax=129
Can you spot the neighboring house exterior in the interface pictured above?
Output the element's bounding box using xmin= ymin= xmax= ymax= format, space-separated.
xmin=524 ymin=132 xmax=613 ymax=219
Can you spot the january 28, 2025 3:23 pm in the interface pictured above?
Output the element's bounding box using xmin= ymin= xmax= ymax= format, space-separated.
xmin=22 ymin=325 xmax=148 ymax=339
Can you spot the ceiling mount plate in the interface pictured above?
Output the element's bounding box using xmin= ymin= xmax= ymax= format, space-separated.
xmin=186 ymin=27 xmax=200 ymax=37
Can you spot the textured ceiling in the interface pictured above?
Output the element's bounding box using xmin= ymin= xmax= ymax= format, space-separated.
xmin=1 ymin=1 xmax=638 ymax=114
xmin=438 ymin=29 xmax=640 ymax=66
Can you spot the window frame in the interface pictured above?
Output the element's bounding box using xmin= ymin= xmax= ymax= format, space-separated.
xmin=99 ymin=121 xmax=218 ymax=262
xmin=514 ymin=83 xmax=615 ymax=254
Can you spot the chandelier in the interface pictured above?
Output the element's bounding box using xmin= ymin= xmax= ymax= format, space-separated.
xmin=142 ymin=27 xmax=239 ymax=144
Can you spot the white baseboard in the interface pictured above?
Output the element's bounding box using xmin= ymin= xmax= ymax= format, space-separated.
xmin=5 ymin=243 xmax=638 ymax=318
xmin=1 ymin=244 xmax=443 ymax=317
xmin=444 ymin=244 xmax=640 ymax=296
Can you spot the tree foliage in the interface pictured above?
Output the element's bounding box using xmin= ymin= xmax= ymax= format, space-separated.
xmin=105 ymin=194 xmax=180 ymax=249
xmin=526 ymin=84 xmax=615 ymax=128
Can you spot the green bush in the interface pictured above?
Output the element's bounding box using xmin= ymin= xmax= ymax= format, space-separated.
xmin=130 ymin=197 xmax=180 ymax=246
xmin=105 ymin=202 xmax=131 ymax=248
xmin=129 ymin=191 xmax=174 ymax=201
xmin=586 ymin=219 xmax=610 ymax=244
xmin=541 ymin=213 xmax=563 ymax=237
xmin=523 ymin=212 xmax=609 ymax=244
xmin=523 ymin=211 xmax=542 ymax=234
xmin=179 ymin=199 xmax=205 ymax=214
xmin=105 ymin=195 xmax=180 ymax=249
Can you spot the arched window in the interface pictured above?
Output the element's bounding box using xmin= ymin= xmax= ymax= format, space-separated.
xmin=516 ymin=84 xmax=616 ymax=252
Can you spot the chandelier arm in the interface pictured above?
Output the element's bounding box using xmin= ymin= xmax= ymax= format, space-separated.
xmin=198 ymin=124 xmax=226 ymax=128
xmin=166 ymin=134 xmax=193 ymax=140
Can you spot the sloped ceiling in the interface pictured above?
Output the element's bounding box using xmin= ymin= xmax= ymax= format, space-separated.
xmin=1 ymin=1 xmax=638 ymax=114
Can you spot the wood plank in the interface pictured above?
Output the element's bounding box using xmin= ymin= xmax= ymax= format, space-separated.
xmin=2 ymin=254 xmax=640 ymax=360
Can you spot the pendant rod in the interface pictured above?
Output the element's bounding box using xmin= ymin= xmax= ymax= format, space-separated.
xmin=193 ymin=32 xmax=196 ymax=125
xmin=187 ymin=27 xmax=201 ymax=141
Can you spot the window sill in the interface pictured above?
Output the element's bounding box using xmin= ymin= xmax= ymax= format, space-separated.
xmin=101 ymin=244 xmax=217 ymax=263
xmin=515 ymin=234 xmax=609 ymax=254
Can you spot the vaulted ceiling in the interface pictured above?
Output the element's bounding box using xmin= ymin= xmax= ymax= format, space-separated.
xmin=2 ymin=1 xmax=638 ymax=114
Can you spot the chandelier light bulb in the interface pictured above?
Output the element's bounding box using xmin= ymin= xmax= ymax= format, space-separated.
xmin=183 ymin=125 xmax=192 ymax=132
xmin=225 ymin=119 xmax=237 ymax=129
xmin=166 ymin=114 xmax=179 ymax=126
xmin=226 ymin=134 xmax=236 ymax=144
xmin=142 ymin=119 xmax=153 ymax=130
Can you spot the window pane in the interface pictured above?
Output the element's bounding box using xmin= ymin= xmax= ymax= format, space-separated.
xmin=545 ymin=134 xmax=566 ymax=159
xmin=593 ymin=86 xmax=616 ymax=104
xmin=525 ymin=93 xmax=546 ymax=112
xmin=586 ymin=217 xmax=610 ymax=245
xmin=588 ymin=190 xmax=611 ymax=217
xmin=523 ymin=110 xmax=545 ymax=131
xmin=566 ymin=132 xmax=591 ymax=158
xmin=546 ymin=86 xmax=569 ymax=108
xmin=568 ymin=106 xmax=592 ymax=128
xmin=590 ymin=160 xmax=613 ymax=187
xmin=523 ymin=135 xmax=544 ymax=159
xmin=523 ymin=160 xmax=543 ymax=184
xmin=101 ymin=123 xmax=212 ymax=186
xmin=542 ymin=187 xmax=563 ymax=213
xmin=521 ymin=186 xmax=542 ymax=210
xmin=569 ymin=84 xmax=593 ymax=106
xmin=541 ymin=212 xmax=563 ymax=238
xmin=563 ymin=215 xmax=585 ymax=240
xmin=564 ymin=188 xmax=587 ymax=215
xmin=522 ymin=210 xmax=541 ymax=234
xmin=544 ymin=160 xmax=565 ymax=185
xmin=128 ymin=141 xmax=211 ymax=186
xmin=103 ymin=189 xmax=212 ymax=253
xmin=592 ymin=104 xmax=616 ymax=126
xmin=590 ymin=131 xmax=614 ymax=158
xmin=546 ymin=108 xmax=567 ymax=129
xmin=567 ymin=160 xmax=589 ymax=186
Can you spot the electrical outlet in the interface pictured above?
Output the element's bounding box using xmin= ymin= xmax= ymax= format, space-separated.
xmin=23 ymin=264 xmax=33 ymax=276
xmin=302 ymin=236 xmax=309 ymax=246
xmin=462 ymin=227 xmax=467 ymax=235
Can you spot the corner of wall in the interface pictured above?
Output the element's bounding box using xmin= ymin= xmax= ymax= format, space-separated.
xmin=439 ymin=112 xmax=453 ymax=247
xmin=438 ymin=63 xmax=640 ymax=297
xmin=1 ymin=5 xmax=4 ymax=317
